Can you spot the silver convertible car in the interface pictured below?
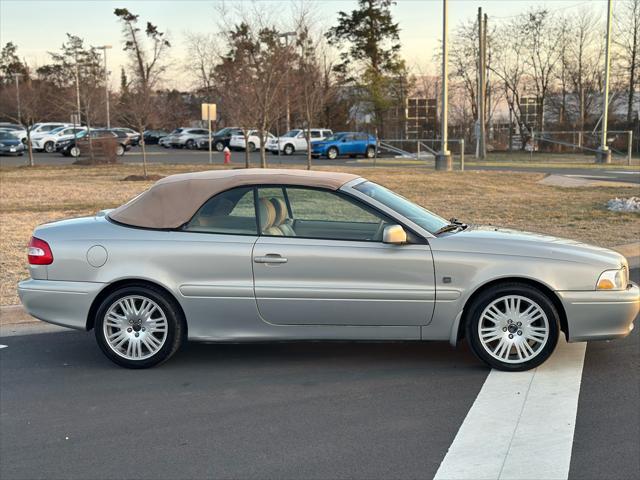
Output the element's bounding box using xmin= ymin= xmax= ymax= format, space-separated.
xmin=18 ymin=169 xmax=639 ymax=370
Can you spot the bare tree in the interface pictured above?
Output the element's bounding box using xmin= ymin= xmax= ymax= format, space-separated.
xmin=114 ymin=8 xmax=170 ymax=178
xmin=614 ymin=0 xmax=640 ymax=123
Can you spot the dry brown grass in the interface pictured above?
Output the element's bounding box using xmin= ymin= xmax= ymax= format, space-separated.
xmin=1 ymin=163 xmax=638 ymax=305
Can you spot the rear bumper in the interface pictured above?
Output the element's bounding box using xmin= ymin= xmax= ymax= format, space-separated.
xmin=18 ymin=279 xmax=105 ymax=331
xmin=559 ymin=282 xmax=639 ymax=342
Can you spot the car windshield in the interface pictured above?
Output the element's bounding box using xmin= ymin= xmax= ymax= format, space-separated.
xmin=0 ymin=131 xmax=16 ymax=139
xmin=214 ymin=127 xmax=231 ymax=135
xmin=324 ymin=133 xmax=345 ymax=142
xmin=282 ymin=129 xmax=301 ymax=138
xmin=49 ymin=126 xmax=66 ymax=134
xmin=353 ymin=181 xmax=449 ymax=234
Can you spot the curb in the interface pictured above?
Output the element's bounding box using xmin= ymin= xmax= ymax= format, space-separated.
xmin=2 ymin=243 xmax=639 ymax=327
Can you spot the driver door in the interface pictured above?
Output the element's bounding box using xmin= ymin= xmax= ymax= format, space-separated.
xmin=252 ymin=186 xmax=435 ymax=326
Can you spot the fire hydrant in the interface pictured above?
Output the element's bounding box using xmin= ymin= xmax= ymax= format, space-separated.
xmin=223 ymin=146 xmax=231 ymax=164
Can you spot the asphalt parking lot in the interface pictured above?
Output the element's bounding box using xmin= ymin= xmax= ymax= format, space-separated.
xmin=1 ymin=269 xmax=638 ymax=480
xmin=2 ymin=145 xmax=639 ymax=184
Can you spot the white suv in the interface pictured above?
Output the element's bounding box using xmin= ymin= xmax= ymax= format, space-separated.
xmin=267 ymin=128 xmax=333 ymax=155
xmin=229 ymin=130 xmax=275 ymax=151
xmin=31 ymin=126 xmax=87 ymax=153
xmin=169 ymin=128 xmax=210 ymax=149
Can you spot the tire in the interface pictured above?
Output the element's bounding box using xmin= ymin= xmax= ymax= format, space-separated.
xmin=365 ymin=146 xmax=376 ymax=158
xmin=44 ymin=141 xmax=55 ymax=153
xmin=70 ymin=146 xmax=81 ymax=158
xmin=283 ymin=144 xmax=295 ymax=155
xmin=94 ymin=284 xmax=185 ymax=369
xmin=465 ymin=282 xmax=560 ymax=372
xmin=214 ymin=141 xmax=225 ymax=152
xmin=116 ymin=144 xmax=125 ymax=156
xmin=327 ymin=147 xmax=339 ymax=160
xmin=247 ymin=142 xmax=256 ymax=152
xmin=185 ymin=139 xmax=195 ymax=149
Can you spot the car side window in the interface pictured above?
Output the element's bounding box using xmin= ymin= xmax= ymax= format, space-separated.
xmin=310 ymin=130 xmax=322 ymax=138
xmin=259 ymin=187 xmax=388 ymax=242
xmin=184 ymin=187 xmax=258 ymax=235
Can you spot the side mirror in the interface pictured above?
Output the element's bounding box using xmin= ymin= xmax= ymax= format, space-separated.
xmin=383 ymin=225 xmax=407 ymax=245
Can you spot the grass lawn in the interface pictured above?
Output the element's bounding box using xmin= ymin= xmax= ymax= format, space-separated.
xmin=1 ymin=163 xmax=639 ymax=305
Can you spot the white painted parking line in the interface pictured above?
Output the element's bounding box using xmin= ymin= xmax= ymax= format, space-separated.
xmin=610 ymin=171 xmax=640 ymax=175
xmin=434 ymin=339 xmax=586 ymax=480
xmin=0 ymin=344 xmax=7 ymax=349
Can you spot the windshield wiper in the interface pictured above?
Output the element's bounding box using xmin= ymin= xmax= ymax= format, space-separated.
xmin=434 ymin=218 xmax=468 ymax=235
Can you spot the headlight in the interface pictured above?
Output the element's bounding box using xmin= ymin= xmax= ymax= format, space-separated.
xmin=0 ymin=143 xmax=4 ymax=147
xmin=596 ymin=267 xmax=628 ymax=290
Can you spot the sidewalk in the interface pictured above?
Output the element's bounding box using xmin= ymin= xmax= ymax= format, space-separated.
xmin=2 ymin=242 xmax=638 ymax=328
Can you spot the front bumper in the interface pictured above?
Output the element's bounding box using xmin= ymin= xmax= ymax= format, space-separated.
xmin=559 ymin=282 xmax=639 ymax=342
xmin=18 ymin=279 xmax=105 ymax=331
xmin=0 ymin=145 xmax=25 ymax=155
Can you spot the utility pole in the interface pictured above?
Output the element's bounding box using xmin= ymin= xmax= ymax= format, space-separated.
xmin=279 ymin=32 xmax=297 ymax=132
xmin=436 ymin=0 xmax=452 ymax=170
xmin=477 ymin=8 xmax=487 ymax=160
xmin=597 ymin=0 xmax=613 ymax=163
xmin=12 ymin=73 xmax=23 ymax=124
xmin=96 ymin=45 xmax=112 ymax=128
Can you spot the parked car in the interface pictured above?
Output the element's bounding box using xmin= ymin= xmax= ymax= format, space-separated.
xmin=267 ymin=128 xmax=333 ymax=155
xmin=30 ymin=126 xmax=87 ymax=153
xmin=18 ymin=169 xmax=639 ymax=369
xmin=0 ymin=123 xmax=27 ymax=143
xmin=168 ymin=128 xmax=209 ymax=149
xmin=0 ymin=130 xmax=26 ymax=156
xmin=112 ymin=128 xmax=141 ymax=146
xmin=29 ymin=122 xmax=74 ymax=140
xmin=159 ymin=128 xmax=185 ymax=148
xmin=57 ymin=129 xmax=127 ymax=157
xmin=196 ymin=127 xmax=244 ymax=151
xmin=229 ymin=130 xmax=275 ymax=151
xmin=110 ymin=129 xmax=134 ymax=154
xmin=311 ymin=132 xmax=377 ymax=159
xmin=143 ymin=130 xmax=169 ymax=145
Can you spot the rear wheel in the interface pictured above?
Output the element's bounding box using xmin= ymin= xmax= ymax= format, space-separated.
xmin=116 ymin=144 xmax=125 ymax=156
xmin=214 ymin=140 xmax=225 ymax=152
xmin=247 ymin=142 xmax=256 ymax=152
xmin=327 ymin=147 xmax=339 ymax=160
xmin=70 ymin=146 xmax=81 ymax=158
xmin=365 ymin=146 xmax=376 ymax=158
xmin=465 ymin=283 xmax=559 ymax=371
xmin=44 ymin=141 xmax=55 ymax=153
xmin=94 ymin=285 xmax=184 ymax=369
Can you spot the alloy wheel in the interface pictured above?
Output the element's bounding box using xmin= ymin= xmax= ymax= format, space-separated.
xmin=477 ymin=294 xmax=549 ymax=364
xmin=103 ymin=295 xmax=168 ymax=361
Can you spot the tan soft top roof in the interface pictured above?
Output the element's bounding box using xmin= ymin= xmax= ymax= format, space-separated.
xmin=108 ymin=168 xmax=361 ymax=229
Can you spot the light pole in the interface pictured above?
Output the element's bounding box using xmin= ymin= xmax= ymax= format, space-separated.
xmin=12 ymin=73 xmax=23 ymax=124
xmin=278 ymin=32 xmax=297 ymax=132
xmin=435 ymin=0 xmax=452 ymax=170
xmin=597 ymin=0 xmax=613 ymax=163
xmin=96 ymin=45 xmax=112 ymax=129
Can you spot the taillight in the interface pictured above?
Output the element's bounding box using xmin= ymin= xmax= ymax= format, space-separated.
xmin=28 ymin=236 xmax=53 ymax=265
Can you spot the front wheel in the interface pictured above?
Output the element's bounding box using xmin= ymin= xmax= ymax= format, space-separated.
xmin=283 ymin=144 xmax=295 ymax=155
xmin=465 ymin=283 xmax=560 ymax=371
xmin=327 ymin=147 xmax=339 ymax=160
xmin=185 ymin=139 xmax=195 ymax=149
xmin=247 ymin=142 xmax=256 ymax=152
xmin=214 ymin=141 xmax=225 ymax=152
xmin=116 ymin=144 xmax=125 ymax=156
xmin=44 ymin=141 xmax=55 ymax=153
xmin=94 ymin=285 xmax=185 ymax=368
xmin=70 ymin=146 xmax=81 ymax=158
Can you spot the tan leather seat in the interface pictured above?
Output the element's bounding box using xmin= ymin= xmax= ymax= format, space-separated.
xmin=258 ymin=197 xmax=283 ymax=235
xmin=270 ymin=197 xmax=296 ymax=236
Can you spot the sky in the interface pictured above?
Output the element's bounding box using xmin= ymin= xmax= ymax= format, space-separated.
xmin=0 ymin=0 xmax=604 ymax=89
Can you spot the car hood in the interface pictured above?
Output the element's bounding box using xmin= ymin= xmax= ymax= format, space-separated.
xmin=0 ymin=138 xmax=22 ymax=145
xmin=431 ymin=225 xmax=626 ymax=269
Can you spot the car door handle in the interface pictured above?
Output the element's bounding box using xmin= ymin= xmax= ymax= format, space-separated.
xmin=254 ymin=255 xmax=288 ymax=264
